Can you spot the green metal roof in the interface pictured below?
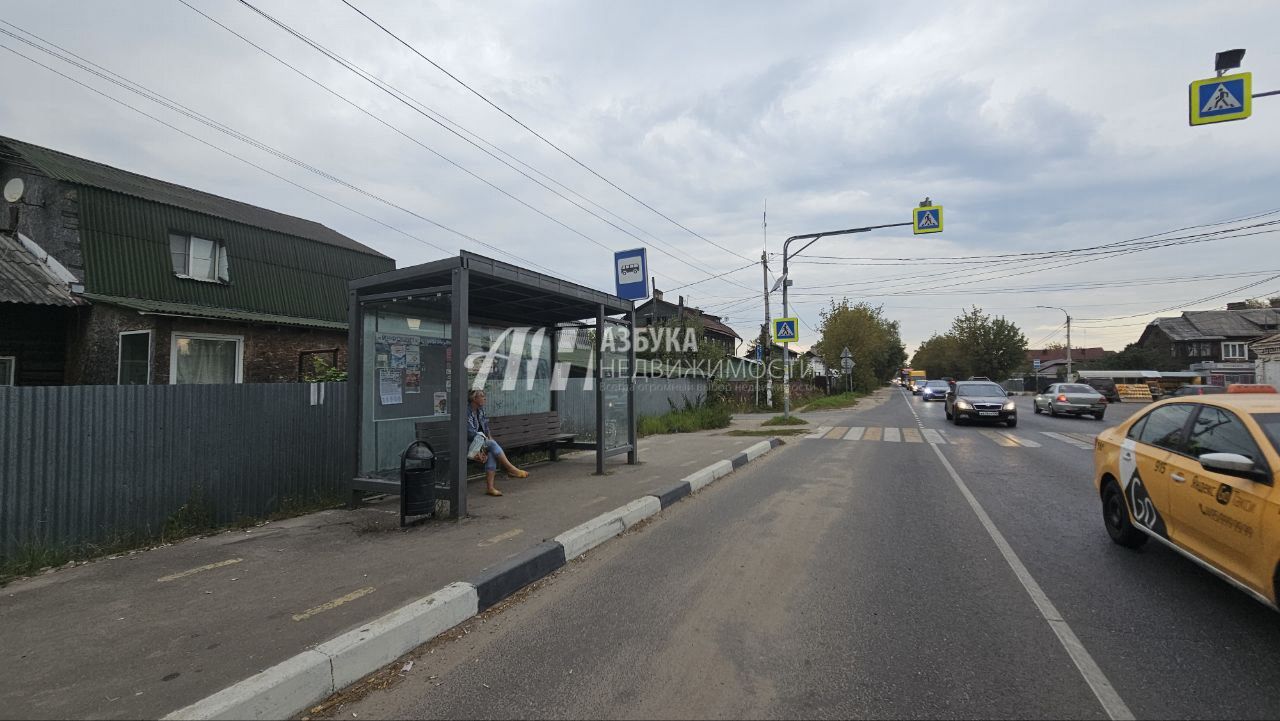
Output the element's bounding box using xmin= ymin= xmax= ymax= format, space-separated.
xmin=82 ymin=293 xmax=347 ymax=330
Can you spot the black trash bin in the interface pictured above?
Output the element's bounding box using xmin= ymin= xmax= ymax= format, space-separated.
xmin=400 ymin=440 xmax=437 ymax=526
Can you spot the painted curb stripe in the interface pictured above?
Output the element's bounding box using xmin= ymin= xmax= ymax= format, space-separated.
xmin=651 ymin=481 xmax=692 ymax=509
xmin=730 ymin=452 xmax=750 ymax=469
xmin=469 ymin=541 xmax=567 ymax=612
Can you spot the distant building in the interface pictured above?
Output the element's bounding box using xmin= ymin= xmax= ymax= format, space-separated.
xmin=1024 ymin=347 xmax=1112 ymax=366
xmin=1252 ymin=333 xmax=1280 ymax=390
xmin=1134 ymin=304 xmax=1280 ymax=386
xmin=0 ymin=136 xmax=393 ymax=386
xmin=634 ymin=288 xmax=741 ymax=356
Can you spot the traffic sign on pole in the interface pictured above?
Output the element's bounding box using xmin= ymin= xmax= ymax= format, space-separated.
xmin=613 ymin=248 xmax=648 ymax=300
xmin=1190 ymin=72 xmax=1252 ymax=126
xmin=913 ymin=205 xmax=943 ymax=234
xmin=773 ymin=317 xmax=799 ymax=343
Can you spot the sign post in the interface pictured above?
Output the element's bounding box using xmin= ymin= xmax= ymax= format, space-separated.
xmin=613 ymin=248 xmax=648 ymax=300
xmin=840 ymin=346 xmax=854 ymax=393
xmin=1187 ymin=49 xmax=1278 ymax=128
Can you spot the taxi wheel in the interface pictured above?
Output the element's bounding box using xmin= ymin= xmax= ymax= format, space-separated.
xmin=1102 ymin=481 xmax=1147 ymax=549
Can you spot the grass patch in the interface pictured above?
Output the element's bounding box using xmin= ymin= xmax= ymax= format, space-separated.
xmin=762 ymin=415 xmax=808 ymax=426
xmin=726 ymin=428 xmax=808 ymax=437
xmin=798 ymin=391 xmax=863 ymax=412
xmin=638 ymin=402 xmax=733 ymax=437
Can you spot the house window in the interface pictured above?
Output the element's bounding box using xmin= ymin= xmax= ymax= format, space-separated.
xmin=169 ymin=233 xmax=229 ymax=283
xmin=0 ymin=356 xmax=13 ymax=385
xmin=118 ymin=331 xmax=152 ymax=385
xmin=170 ymin=333 xmax=243 ymax=384
xmin=1222 ymin=342 xmax=1248 ymax=360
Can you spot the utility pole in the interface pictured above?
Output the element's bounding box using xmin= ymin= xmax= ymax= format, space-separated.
xmin=762 ymin=200 xmax=772 ymax=409
xmin=1038 ymin=305 xmax=1072 ymax=380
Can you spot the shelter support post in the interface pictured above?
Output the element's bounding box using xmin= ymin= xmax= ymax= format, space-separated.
xmin=450 ymin=267 xmax=469 ymax=518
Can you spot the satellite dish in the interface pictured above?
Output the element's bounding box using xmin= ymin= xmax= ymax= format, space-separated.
xmin=3 ymin=178 xmax=24 ymax=203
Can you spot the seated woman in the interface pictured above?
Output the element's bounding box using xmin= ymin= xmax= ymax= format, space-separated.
xmin=467 ymin=389 xmax=529 ymax=497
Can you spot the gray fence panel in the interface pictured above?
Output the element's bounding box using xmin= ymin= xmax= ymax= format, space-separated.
xmin=556 ymin=377 xmax=709 ymax=440
xmin=0 ymin=383 xmax=351 ymax=561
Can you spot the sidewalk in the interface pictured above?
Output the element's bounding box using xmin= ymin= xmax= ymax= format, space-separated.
xmin=0 ymin=430 xmax=772 ymax=720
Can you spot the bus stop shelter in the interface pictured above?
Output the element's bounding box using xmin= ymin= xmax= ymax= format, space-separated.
xmin=347 ymin=251 xmax=637 ymax=519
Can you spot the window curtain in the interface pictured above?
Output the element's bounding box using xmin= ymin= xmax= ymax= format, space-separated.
xmin=174 ymin=337 xmax=238 ymax=384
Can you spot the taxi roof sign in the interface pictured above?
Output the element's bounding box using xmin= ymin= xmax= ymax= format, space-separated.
xmin=1190 ymin=72 xmax=1252 ymax=126
xmin=913 ymin=205 xmax=943 ymax=235
xmin=773 ymin=317 xmax=799 ymax=343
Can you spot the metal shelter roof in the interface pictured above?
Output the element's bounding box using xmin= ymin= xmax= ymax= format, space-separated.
xmin=351 ymin=251 xmax=633 ymax=324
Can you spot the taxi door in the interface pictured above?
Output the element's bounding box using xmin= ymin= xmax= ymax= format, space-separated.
xmin=1121 ymin=404 xmax=1196 ymax=539
xmin=1168 ymin=405 xmax=1272 ymax=592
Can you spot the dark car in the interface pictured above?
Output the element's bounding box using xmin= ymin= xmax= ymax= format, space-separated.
xmin=920 ymin=379 xmax=951 ymax=402
xmin=1170 ymin=384 xmax=1228 ymax=397
xmin=1032 ymin=383 xmax=1108 ymax=420
xmin=1079 ymin=378 xmax=1121 ymax=403
xmin=945 ymin=381 xmax=1017 ymax=427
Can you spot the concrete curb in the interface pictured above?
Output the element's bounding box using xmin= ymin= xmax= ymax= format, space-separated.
xmin=164 ymin=437 xmax=783 ymax=720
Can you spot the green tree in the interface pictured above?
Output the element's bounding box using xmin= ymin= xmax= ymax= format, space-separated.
xmin=910 ymin=306 xmax=1027 ymax=381
xmin=1081 ymin=342 xmax=1181 ymax=372
xmin=910 ymin=333 xmax=969 ymax=379
xmin=813 ymin=299 xmax=907 ymax=392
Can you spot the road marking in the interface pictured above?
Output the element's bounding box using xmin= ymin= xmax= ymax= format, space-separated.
xmin=921 ymin=428 xmax=946 ymax=445
xmin=1001 ymin=432 xmax=1041 ymax=448
xmin=979 ymin=430 xmax=1019 ymax=447
xmin=902 ymin=428 xmax=923 ymax=443
xmin=479 ymin=528 xmax=523 ymax=547
xmin=863 ymin=427 xmax=883 ymax=442
xmin=826 ymin=426 xmax=849 ymax=439
xmin=1067 ymin=432 xmax=1098 ymax=445
xmin=843 ymin=426 xmax=866 ymax=441
xmin=900 ymin=390 xmax=1133 ymax=721
xmin=805 ymin=426 xmax=832 ymax=439
xmin=883 ymin=427 xmax=902 ymax=443
xmin=157 ymin=558 xmax=242 ymax=583
xmin=292 ymin=587 xmax=376 ymax=622
xmin=1041 ymin=431 xmax=1094 ymax=450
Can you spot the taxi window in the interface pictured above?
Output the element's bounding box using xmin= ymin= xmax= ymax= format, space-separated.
xmin=1186 ymin=406 xmax=1263 ymax=462
xmin=1136 ymin=404 xmax=1195 ymax=453
xmin=1255 ymin=413 xmax=1280 ymax=455
xmin=1126 ymin=415 xmax=1148 ymax=440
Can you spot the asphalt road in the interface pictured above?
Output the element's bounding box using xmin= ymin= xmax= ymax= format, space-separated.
xmin=333 ymin=389 xmax=1280 ymax=720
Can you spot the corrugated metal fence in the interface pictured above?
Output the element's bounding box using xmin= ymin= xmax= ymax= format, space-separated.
xmin=0 ymin=383 xmax=350 ymax=561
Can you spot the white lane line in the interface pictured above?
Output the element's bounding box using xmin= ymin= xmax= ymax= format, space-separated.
xmin=1001 ymin=432 xmax=1042 ymax=448
xmin=157 ymin=558 xmax=242 ymax=583
xmin=805 ymin=426 xmax=832 ymax=439
xmin=882 ymin=427 xmax=902 ymax=443
xmin=292 ymin=587 xmax=376 ymax=622
xmin=1041 ymin=431 xmax=1094 ymax=450
xmin=843 ymin=426 xmax=866 ymax=441
xmin=900 ymin=392 xmax=1133 ymax=721
xmin=921 ymin=428 xmax=946 ymax=445
xmin=1067 ymin=432 xmax=1099 ymax=445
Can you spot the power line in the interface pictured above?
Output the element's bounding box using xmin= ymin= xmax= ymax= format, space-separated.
xmin=338 ymin=0 xmax=755 ymax=264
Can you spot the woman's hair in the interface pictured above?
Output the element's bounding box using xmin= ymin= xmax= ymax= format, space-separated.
xmin=468 ymin=389 xmax=485 ymax=403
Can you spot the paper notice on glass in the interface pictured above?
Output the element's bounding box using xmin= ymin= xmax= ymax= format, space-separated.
xmin=434 ymin=391 xmax=448 ymax=415
xmin=404 ymin=370 xmax=421 ymax=394
xmin=390 ymin=343 xmax=408 ymax=369
xmin=379 ymin=368 xmax=403 ymax=405
xmin=406 ymin=345 xmax=421 ymax=370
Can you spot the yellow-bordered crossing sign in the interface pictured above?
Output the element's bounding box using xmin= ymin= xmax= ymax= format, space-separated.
xmin=913 ymin=205 xmax=943 ymax=234
xmin=773 ymin=317 xmax=799 ymax=343
xmin=1190 ymin=72 xmax=1252 ymax=126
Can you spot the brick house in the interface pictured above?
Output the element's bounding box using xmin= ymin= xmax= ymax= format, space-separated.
xmin=0 ymin=136 xmax=393 ymax=386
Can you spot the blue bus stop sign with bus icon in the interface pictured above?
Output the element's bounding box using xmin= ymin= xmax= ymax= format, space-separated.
xmin=614 ymin=248 xmax=648 ymax=300
xmin=1190 ymin=72 xmax=1252 ymax=126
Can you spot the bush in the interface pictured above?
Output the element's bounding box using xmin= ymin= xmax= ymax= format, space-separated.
xmin=762 ymin=415 xmax=808 ymax=426
xmin=637 ymin=399 xmax=733 ymax=437
xmin=799 ymin=391 xmax=863 ymax=412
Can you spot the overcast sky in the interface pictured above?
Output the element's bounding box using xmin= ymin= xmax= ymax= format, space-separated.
xmin=2 ymin=0 xmax=1278 ymax=357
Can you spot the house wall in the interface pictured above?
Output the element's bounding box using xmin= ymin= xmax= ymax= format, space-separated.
xmin=0 ymin=170 xmax=84 ymax=280
xmin=0 ymin=304 xmax=78 ymax=385
xmin=68 ymin=303 xmax=348 ymax=384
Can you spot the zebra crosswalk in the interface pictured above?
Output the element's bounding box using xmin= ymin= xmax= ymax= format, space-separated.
xmin=803 ymin=426 xmax=1098 ymax=450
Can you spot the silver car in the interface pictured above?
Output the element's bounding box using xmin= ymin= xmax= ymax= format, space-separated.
xmin=1032 ymin=383 xmax=1108 ymax=420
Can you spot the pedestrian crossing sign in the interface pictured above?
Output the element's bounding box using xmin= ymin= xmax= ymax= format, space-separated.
xmin=913 ymin=205 xmax=943 ymax=235
xmin=1190 ymin=72 xmax=1252 ymax=126
xmin=773 ymin=317 xmax=799 ymax=343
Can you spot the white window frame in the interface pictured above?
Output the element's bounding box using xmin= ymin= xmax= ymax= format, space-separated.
xmin=169 ymin=332 xmax=244 ymax=384
xmin=117 ymin=330 xmax=153 ymax=385
xmin=1222 ymin=341 xmax=1248 ymax=360
xmin=0 ymin=355 xmax=14 ymax=385
xmin=169 ymin=232 xmax=230 ymax=283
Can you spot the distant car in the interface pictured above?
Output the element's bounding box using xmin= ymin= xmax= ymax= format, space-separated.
xmin=920 ymin=380 xmax=950 ymax=402
xmin=1033 ymin=383 xmax=1108 ymax=420
xmin=945 ymin=381 xmax=1017 ymax=427
xmin=1092 ymin=387 xmax=1280 ymax=607
xmin=912 ymin=379 xmax=928 ymax=395
xmin=1171 ymin=385 xmax=1228 ymax=397
xmin=1080 ymin=378 xmax=1121 ymax=403
xmin=967 ymin=376 xmax=992 ymax=381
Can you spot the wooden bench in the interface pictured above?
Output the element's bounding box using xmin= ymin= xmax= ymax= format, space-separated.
xmin=479 ymin=411 xmax=577 ymax=462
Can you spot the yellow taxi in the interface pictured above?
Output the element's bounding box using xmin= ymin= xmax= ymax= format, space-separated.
xmin=1093 ymin=385 xmax=1280 ymax=607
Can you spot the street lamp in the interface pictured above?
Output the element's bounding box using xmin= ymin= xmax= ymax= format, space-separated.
xmin=1036 ymin=305 xmax=1072 ymax=379
xmin=779 ymin=204 xmax=929 ymax=417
